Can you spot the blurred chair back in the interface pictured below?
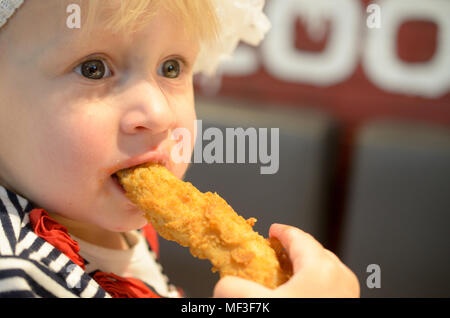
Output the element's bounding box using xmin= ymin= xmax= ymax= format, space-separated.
xmin=340 ymin=120 xmax=450 ymax=297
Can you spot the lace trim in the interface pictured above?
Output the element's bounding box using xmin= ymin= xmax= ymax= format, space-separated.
xmin=194 ymin=0 xmax=271 ymax=76
xmin=0 ymin=0 xmax=24 ymax=29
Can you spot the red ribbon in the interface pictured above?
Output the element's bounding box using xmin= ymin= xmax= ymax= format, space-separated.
xmin=29 ymin=209 xmax=85 ymax=270
xmin=93 ymin=272 xmax=161 ymax=298
xmin=142 ymin=223 xmax=159 ymax=258
xmin=29 ymin=208 xmax=162 ymax=298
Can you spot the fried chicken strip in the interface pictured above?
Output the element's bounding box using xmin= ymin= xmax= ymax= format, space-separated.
xmin=117 ymin=163 xmax=292 ymax=289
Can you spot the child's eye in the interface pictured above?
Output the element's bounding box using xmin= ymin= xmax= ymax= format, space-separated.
xmin=158 ymin=59 xmax=181 ymax=79
xmin=74 ymin=58 xmax=112 ymax=80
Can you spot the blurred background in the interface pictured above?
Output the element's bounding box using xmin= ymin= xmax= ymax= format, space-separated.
xmin=158 ymin=0 xmax=450 ymax=297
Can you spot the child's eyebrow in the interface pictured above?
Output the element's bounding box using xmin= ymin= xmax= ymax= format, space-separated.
xmin=38 ymin=38 xmax=92 ymax=70
xmin=38 ymin=31 xmax=126 ymax=72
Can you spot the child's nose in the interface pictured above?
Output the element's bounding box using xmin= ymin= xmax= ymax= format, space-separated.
xmin=119 ymin=80 xmax=176 ymax=135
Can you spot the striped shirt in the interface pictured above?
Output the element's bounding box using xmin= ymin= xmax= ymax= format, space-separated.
xmin=0 ymin=185 xmax=178 ymax=298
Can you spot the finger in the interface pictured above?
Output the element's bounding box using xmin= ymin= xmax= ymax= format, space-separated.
xmin=323 ymin=249 xmax=357 ymax=278
xmin=269 ymin=223 xmax=324 ymax=273
xmin=213 ymin=276 xmax=272 ymax=298
xmin=323 ymin=249 xmax=340 ymax=262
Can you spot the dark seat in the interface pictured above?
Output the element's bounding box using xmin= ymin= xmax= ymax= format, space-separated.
xmin=340 ymin=120 xmax=450 ymax=297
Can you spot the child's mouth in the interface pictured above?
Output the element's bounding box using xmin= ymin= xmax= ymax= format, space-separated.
xmin=108 ymin=153 xmax=170 ymax=195
xmin=111 ymin=173 xmax=126 ymax=193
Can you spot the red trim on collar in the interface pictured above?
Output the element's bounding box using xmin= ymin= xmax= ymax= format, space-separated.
xmin=29 ymin=209 xmax=85 ymax=270
xmin=142 ymin=223 xmax=159 ymax=258
xmin=93 ymin=272 xmax=162 ymax=298
xmin=29 ymin=208 xmax=163 ymax=298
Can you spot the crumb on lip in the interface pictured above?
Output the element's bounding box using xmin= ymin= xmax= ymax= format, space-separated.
xmin=121 ymin=162 xmax=162 ymax=173
xmin=112 ymin=162 xmax=166 ymax=181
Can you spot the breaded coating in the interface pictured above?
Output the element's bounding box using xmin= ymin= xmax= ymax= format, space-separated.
xmin=117 ymin=163 xmax=292 ymax=289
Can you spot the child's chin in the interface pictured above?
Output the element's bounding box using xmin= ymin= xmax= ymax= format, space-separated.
xmin=110 ymin=214 xmax=148 ymax=232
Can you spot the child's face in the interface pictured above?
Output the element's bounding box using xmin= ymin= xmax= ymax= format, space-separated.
xmin=0 ymin=1 xmax=198 ymax=232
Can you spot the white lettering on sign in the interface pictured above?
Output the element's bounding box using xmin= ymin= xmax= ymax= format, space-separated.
xmin=363 ymin=0 xmax=450 ymax=98
xmin=216 ymin=0 xmax=450 ymax=98
xmin=218 ymin=46 xmax=260 ymax=77
xmin=261 ymin=0 xmax=362 ymax=87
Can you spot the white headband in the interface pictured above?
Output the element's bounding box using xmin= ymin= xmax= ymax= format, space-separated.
xmin=194 ymin=0 xmax=271 ymax=76
xmin=0 ymin=0 xmax=23 ymax=28
xmin=0 ymin=0 xmax=270 ymax=76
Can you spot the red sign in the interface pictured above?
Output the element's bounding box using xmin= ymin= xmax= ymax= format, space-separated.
xmin=194 ymin=0 xmax=450 ymax=250
xmin=195 ymin=0 xmax=450 ymax=128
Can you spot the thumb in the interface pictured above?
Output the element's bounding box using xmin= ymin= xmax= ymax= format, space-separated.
xmin=213 ymin=276 xmax=272 ymax=298
xmin=269 ymin=223 xmax=324 ymax=273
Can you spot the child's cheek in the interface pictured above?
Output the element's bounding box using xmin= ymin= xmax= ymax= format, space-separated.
xmin=171 ymin=105 xmax=196 ymax=179
xmin=50 ymin=113 xmax=112 ymax=186
xmin=72 ymin=121 xmax=110 ymax=170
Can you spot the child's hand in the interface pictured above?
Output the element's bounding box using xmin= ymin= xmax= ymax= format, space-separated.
xmin=213 ymin=224 xmax=360 ymax=298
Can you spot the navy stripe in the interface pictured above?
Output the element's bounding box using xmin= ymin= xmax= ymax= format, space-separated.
xmin=56 ymin=262 xmax=85 ymax=297
xmin=87 ymin=270 xmax=107 ymax=298
xmin=24 ymin=201 xmax=35 ymax=213
xmin=40 ymin=247 xmax=61 ymax=265
xmin=75 ymin=273 xmax=91 ymax=296
xmin=17 ymin=236 xmax=45 ymax=260
xmin=6 ymin=189 xmax=25 ymax=222
xmin=0 ymin=269 xmax=56 ymax=298
xmin=0 ymin=290 xmax=36 ymax=298
xmin=0 ymin=256 xmax=73 ymax=293
xmin=18 ymin=224 xmax=31 ymax=241
xmin=55 ymin=262 xmax=107 ymax=298
xmin=92 ymin=285 xmax=106 ymax=298
xmin=15 ymin=245 xmax=91 ymax=295
xmin=72 ymin=270 xmax=103 ymax=297
xmin=2 ymin=251 xmax=106 ymax=298
xmin=8 ymin=252 xmax=106 ymax=298
xmin=0 ymin=188 xmax=109 ymax=298
xmin=0 ymin=198 xmax=17 ymax=253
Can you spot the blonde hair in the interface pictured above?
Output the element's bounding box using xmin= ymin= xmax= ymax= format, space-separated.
xmin=81 ymin=0 xmax=219 ymax=46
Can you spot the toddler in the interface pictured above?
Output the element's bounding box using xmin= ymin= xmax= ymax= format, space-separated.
xmin=0 ymin=0 xmax=359 ymax=298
